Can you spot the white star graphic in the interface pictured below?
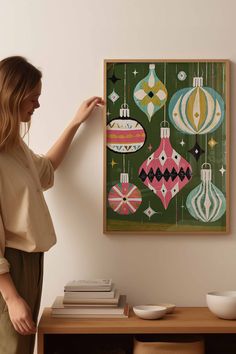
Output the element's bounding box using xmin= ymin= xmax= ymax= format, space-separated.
xmin=180 ymin=139 xmax=185 ymax=146
xmin=106 ymin=110 xmax=111 ymax=117
xmin=219 ymin=166 xmax=226 ymax=176
xmin=132 ymin=69 xmax=138 ymax=76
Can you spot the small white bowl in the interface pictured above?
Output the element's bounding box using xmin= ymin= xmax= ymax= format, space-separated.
xmin=133 ymin=305 xmax=167 ymax=320
xmin=157 ymin=303 xmax=176 ymax=314
xmin=207 ymin=291 xmax=236 ymax=320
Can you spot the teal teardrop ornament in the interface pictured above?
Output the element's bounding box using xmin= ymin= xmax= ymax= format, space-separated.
xmin=133 ymin=64 xmax=168 ymax=122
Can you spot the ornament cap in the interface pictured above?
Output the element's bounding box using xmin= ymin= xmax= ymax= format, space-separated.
xmin=120 ymin=173 xmax=129 ymax=183
xmin=120 ymin=103 xmax=130 ymax=117
xmin=161 ymin=127 xmax=170 ymax=138
xmin=201 ymin=168 xmax=212 ymax=182
xmin=149 ymin=64 xmax=155 ymax=70
xmin=193 ymin=77 xmax=203 ymax=87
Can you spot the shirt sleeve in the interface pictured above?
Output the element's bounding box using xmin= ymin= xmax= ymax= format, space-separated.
xmin=0 ymin=213 xmax=10 ymax=275
xmin=29 ymin=150 xmax=55 ymax=191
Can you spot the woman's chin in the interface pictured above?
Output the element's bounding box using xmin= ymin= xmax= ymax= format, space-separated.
xmin=21 ymin=115 xmax=32 ymax=123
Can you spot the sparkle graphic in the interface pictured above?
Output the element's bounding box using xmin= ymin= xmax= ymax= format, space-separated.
xmin=108 ymin=90 xmax=119 ymax=103
xmin=109 ymin=159 xmax=118 ymax=168
xmin=143 ymin=206 xmax=157 ymax=220
xmin=143 ymin=202 xmax=160 ymax=220
xmin=188 ymin=141 xmax=205 ymax=161
xmin=108 ymin=74 xmax=121 ymax=84
xmin=106 ymin=110 xmax=111 ymax=117
xmin=148 ymin=144 xmax=153 ymax=151
xmin=208 ymin=137 xmax=218 ymax=149
xmin=219 ymin=165 xmax=226 ymax=176
xmin=132 ymin=69 xmax=138 ymax=76
xmin=180 ymin=139 xmax=185 ymax=147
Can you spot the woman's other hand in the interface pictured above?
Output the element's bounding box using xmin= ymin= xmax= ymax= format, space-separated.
xmin=7 ymin=296 xmax=36 ymax=335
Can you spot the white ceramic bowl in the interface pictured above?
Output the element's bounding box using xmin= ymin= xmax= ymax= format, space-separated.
xmin=133 ymin=305 xmax=167 ymax=320
xmin=207 ymin=291 xmax=236 ymax=319
xmin=157 ymin=303 xmax=176 ymax=314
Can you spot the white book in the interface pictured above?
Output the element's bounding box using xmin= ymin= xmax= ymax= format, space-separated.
xmin=62 ymin=302 xmax=118 ymax=308
xmin=52 ymin=295 xmax=128 ymax=316
xmin=64 ymin=285 xmax=116 ymax=299
xmin=51 ymin=311 xmax=129 ymax=318
xmin=63 ymin=291 xmax=120 ymax=305
xmin=64 ymin=279 xmax=112 ymax=292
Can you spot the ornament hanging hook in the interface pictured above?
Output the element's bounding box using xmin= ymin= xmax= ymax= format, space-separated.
xmin=160 ymin=120 xmax=169 ymax=128
xmin=201 ymin=162 xmax=211 ymax=170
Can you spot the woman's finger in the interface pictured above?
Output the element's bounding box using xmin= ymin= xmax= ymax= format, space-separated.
xmin=90 ymin=98 xmax=100 ymax=107
xmin=25 ymin=319 xmax=36 ymax=333
xmin=14 ymin=321 xmax=26 ymax=335
xmin=85 ymin=96 xmax=101 ymax=105
xmin=19 ymin=320 xmax=30 ymax=334
xmin=96 ymin=98 xmax=105 ymax=105
xmin=86 ymin=97 xmax=105 ymax=108
xmin=85 ymin=98 xmax=101 ymax=115
xmin=12 ymin=322 xmax=20 ymax=334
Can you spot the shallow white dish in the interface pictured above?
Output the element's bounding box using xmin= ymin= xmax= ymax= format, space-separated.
xmin=133 ymin=305 xmax=167 ymax=320
xmin=157 ymin=303 xmax=176 ymax=314
xmin=207 ymin=291 xmax=236 ymax=320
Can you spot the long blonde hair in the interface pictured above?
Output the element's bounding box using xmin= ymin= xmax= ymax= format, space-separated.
xmin=0 ymin=56 xmax=42 ymax=150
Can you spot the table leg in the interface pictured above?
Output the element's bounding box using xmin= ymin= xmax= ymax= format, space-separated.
xmin=37 ymin=330 xmax=44 ymax=354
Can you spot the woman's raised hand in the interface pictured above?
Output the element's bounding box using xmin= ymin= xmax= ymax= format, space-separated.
xmin=72 ymin=96 xmax=105 ymax=125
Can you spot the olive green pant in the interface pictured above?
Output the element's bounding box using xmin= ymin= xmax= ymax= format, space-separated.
xmin=0 ymin=248 xmax=44 ymax=354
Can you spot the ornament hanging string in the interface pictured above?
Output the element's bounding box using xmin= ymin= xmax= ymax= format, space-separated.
xmin=123 ymin=154 xmax=125 ymax=173
xmin=222 ymin=62 xmax=226 ymax=165
xmin=124 ymin=63 xmax=127 ymax=105
xmin=122 ymin=64 xmax=126 ymax=174
xmin=194 ymin=62 xmax=200 ymax=147
xmin=175 ymin=63 xmax=178 ymax=90
xmin=175 ymin=196 xmax=178 ymax=225
xmin=164 ymin=62 xmax=167 ymax=122
xmin=222 ymin=62 xmax=225 ymax=96
xmin=172 ymin=63 xmax=177 ymax=226
xmin=205 ymin=62 xmax=208 ymax=164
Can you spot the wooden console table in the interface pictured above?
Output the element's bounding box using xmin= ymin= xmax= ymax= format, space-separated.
xmin=38 ymin=307 xmax=236 ymax=354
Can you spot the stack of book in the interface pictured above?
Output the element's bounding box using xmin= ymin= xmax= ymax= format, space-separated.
xmin=51 ymin=279 xmax=129 ymax=318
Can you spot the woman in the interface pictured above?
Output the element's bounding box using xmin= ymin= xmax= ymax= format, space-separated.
xmin=0 ymin=56 xmax=104 ymax=354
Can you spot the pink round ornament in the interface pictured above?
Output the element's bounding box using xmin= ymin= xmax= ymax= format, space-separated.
xmin=108 ymin=173 xmax=142 ymax=215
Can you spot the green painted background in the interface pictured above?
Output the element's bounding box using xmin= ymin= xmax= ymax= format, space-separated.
xmin=106 ymin=61 xmax=227 ymax=232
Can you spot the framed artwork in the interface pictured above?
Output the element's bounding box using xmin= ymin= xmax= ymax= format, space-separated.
xmin=103 ymin=59 xmax=230 ymax=234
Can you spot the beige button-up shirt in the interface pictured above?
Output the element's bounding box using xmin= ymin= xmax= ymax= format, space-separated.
xmin=0 ymin=140 xmax=57 ymax=274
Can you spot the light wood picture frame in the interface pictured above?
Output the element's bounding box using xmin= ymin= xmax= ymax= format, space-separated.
xmin=103 ymin=59 xmax=230 ymax=234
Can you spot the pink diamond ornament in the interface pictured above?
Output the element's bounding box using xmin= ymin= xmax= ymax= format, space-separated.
xmin=139 ymin=126 xmax=192 ymax=209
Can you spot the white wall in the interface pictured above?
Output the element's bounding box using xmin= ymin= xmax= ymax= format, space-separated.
xmin=0 ymin=0 xmax=235 ymax=316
